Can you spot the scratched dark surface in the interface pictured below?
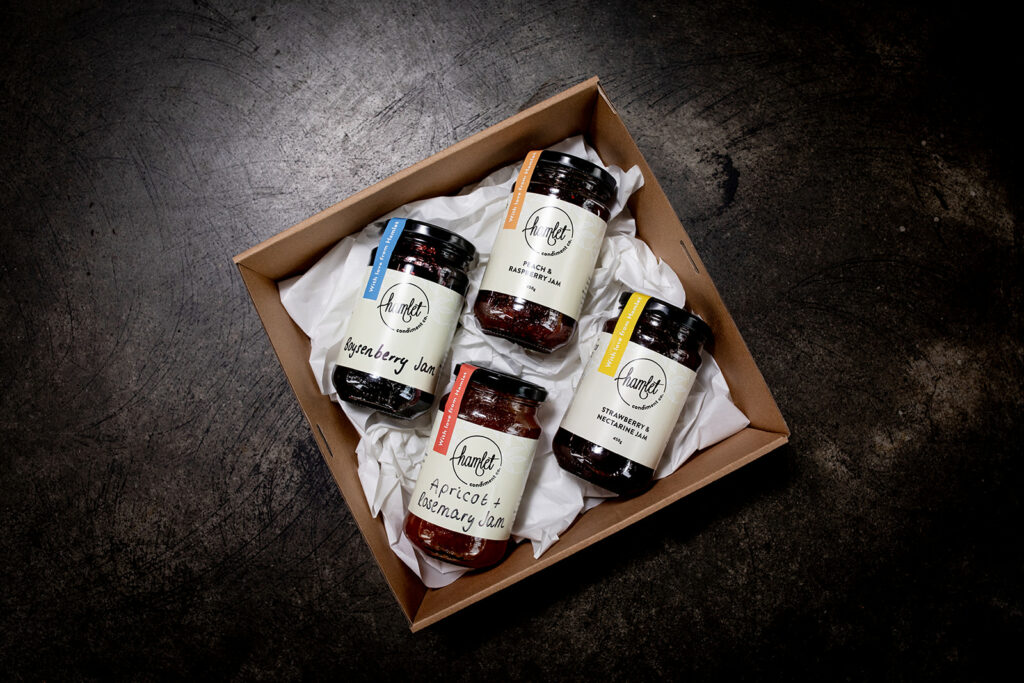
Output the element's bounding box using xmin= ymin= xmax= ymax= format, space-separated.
xmin=1 ymin=0 xmax=1021 ymax=679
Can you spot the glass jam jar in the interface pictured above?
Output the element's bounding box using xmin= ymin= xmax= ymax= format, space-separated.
xmin=332 ymin=218 xmax=476 ymax=419
xmin=474 ymin=150 xmax=617 ymax=352
xmin=553 ymin=292 xmax=712 ymax=496
xmin=404 ymin=363 xmax=548 ymax=569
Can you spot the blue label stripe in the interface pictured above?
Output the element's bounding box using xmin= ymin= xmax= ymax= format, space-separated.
xmin=363 ymin=217 xmax=406 ymax=300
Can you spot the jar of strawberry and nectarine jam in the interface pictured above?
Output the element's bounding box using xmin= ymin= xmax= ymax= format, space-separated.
xmin=553 ymin=292 xmax=712 ymax=496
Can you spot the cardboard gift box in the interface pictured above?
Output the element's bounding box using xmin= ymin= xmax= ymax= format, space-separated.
xmin=233 ymin=77 xmax=789 ymax=631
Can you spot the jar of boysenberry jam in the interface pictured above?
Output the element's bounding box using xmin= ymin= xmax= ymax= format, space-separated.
xmin=474 ymin=150 xmax=617 ymax=352
xmin=404 ymin=363 xmax=547 ymax=569
xmin=332 ymin=218 xmax=476 ymax=419
xmin=553 ymin=292 xmax=712 ymax=496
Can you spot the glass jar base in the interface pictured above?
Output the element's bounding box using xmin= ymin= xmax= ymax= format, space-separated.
xmin=473 ymin=290 xmax=575 ymax=353
xmin=552 ymin=427 xmax=655 ymax=497
xmin=403 ymin=513 xmax=508 ymax=569
xmin=332 ymin=366 xmax=432 ymax=420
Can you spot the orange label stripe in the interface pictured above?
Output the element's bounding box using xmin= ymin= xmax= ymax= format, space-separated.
xmin=503 ymin=150 xmax=542 ymax=230
xmin=433 ymin=364 xmax=477 ymax=455
xmin=599 ymin=293 xmax=650 ymax=376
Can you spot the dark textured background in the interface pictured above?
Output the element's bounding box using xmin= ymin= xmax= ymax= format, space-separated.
xmin=2 ymin=0 xmax=1021 ymax=679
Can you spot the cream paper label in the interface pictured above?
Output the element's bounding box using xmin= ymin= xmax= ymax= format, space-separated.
xmin=560 ymin=332 xmax=697 ymax=469
xmin=409 ymin=414 xmax=539 ymax=541
xmin=333 ymin=267 xmax=464 ymax=393
xmin=480 ymin=191 xmax=608 ymax=318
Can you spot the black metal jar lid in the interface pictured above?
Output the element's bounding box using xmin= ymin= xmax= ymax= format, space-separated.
xmin=616 ymin=291 xmax=713 ymax=345
xmin=379 ymin=218 xmax=477 ymax=261
xmin=452 ymin=363 xmax=548 ymax=403
xmin=537 ymin=151 xmax=617 ymax=196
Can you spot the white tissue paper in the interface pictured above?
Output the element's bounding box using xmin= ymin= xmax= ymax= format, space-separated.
xmin=279 ymin=136 xmax=749 ymax=588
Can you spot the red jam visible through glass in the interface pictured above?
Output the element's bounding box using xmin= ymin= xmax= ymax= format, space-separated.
xmin=474 ymin=153 xmax=616 ymax=352
xmin=404 ymin=370 xmax=545 ymax=569
xmin=553 ymin=297 xmax=711 ymax=496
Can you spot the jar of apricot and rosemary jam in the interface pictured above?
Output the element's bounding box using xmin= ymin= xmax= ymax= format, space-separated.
xmin=553 ymin=292 xmax=712 ymax=496
xmin=474 ymin=150 xmax=617 ymax=352
xmin=404 ymin=364 xmax=547 ymax=569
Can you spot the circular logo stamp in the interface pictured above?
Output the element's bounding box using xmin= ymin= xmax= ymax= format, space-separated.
xmin=614 ymin=358 xmax=668 ymax=410
xmin=449 ymin=435 xmax=502 ymax=487
xmin=377 ymin=282 xmax=429 ymax=333
xmin=522 ymin=205 xmax=574 ymax=256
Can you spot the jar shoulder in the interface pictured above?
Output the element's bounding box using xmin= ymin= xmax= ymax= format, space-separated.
xmin=599 ymin=316 xmax=703 ymax=370
xmin=440 ymin=389 xmax=543 ymax=438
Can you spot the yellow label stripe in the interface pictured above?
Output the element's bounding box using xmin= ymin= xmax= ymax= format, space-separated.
xmin=503 ymin=150 xmax=542 ymax=230
xmin=599 ymin=293 xmax=650 ymax=376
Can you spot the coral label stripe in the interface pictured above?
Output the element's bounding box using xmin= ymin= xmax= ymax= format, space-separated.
xmin=503 ymin=150 xmax=542 ymax=230
xmin=433 ymin=364 xmax=477 ymax=455
xmin=599 ymin=293 xmax=650 ymax=376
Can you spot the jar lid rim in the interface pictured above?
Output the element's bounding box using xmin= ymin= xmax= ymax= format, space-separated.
xmin=382 ymin=218 xmax=477 ymax=259
xmin=452 ymin=364 xmax=548 ymax=402
xmin=616 ymin=292 xmax=714 ymax=344
xmin=537 ymin=150 xmax=617 ymax=194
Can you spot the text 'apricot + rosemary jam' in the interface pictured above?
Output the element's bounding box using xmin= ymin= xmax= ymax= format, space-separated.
xmin=404 ymin=364 xmax=548 ymax=568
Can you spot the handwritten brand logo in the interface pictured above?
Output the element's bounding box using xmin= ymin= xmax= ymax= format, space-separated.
xmin=614 ymin=358 xmax=667 ymax=410
xmin=377 ymin=282 xmax=429 ymax=333
xmin=522 ymin=205 xmax=573 ymax=256
xmin=449 ymin=435 xmax=502 ymax=487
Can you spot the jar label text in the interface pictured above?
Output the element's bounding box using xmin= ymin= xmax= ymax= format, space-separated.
xmin=560 ymin=332 xmax=697 ymax=469
xmin=480 ymin=191 xmax=608 ymax=319
xmin=409 ymin=416 xmax=538 ymax=541
xmin=364 ymin=218 xmax=406 ymax=299
xmin=334 ymin=267 xmax=464 ymax=393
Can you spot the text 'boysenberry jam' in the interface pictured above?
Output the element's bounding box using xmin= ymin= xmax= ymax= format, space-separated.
xmin=553 ymin=292 xmax=712 ymax=496
xmin=404 ymin=363 xmax=548 ymax=569
xmin=474 ymin=150 xmax=617 ymax=352
xmin=332 ymin=218 xmax=476 ymax=419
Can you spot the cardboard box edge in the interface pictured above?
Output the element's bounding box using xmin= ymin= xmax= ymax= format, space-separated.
xmin=234 ymin=261 xmax=428 ymax=622
xmin=230 ymin=76 xmax=793 ymax=632
xmin=410 ymin=427 xmax=789 ymax=630
xmin=232 ymin=77 xmax=602 ymax=273
xmin=591 ymin=84 xmax=790 ymax=438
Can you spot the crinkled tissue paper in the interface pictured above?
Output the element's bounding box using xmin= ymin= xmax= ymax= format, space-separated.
xmin=279 ymin=136 xmax=749 ymax=588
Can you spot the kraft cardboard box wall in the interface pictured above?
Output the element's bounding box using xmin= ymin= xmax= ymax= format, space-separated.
xmin=233 ymin=77 xmax=788 ymax=631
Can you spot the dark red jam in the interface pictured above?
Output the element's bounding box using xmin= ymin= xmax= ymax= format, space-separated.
xmin=553 ymin=293 xmax=712 ymax=496
xmin=475 ymin=151 xmax=617 ymax=352
xmin=404 ymin=364 xmax=547 ymax=569
xmin=332 ymin=219 xmax=475 ymax=419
